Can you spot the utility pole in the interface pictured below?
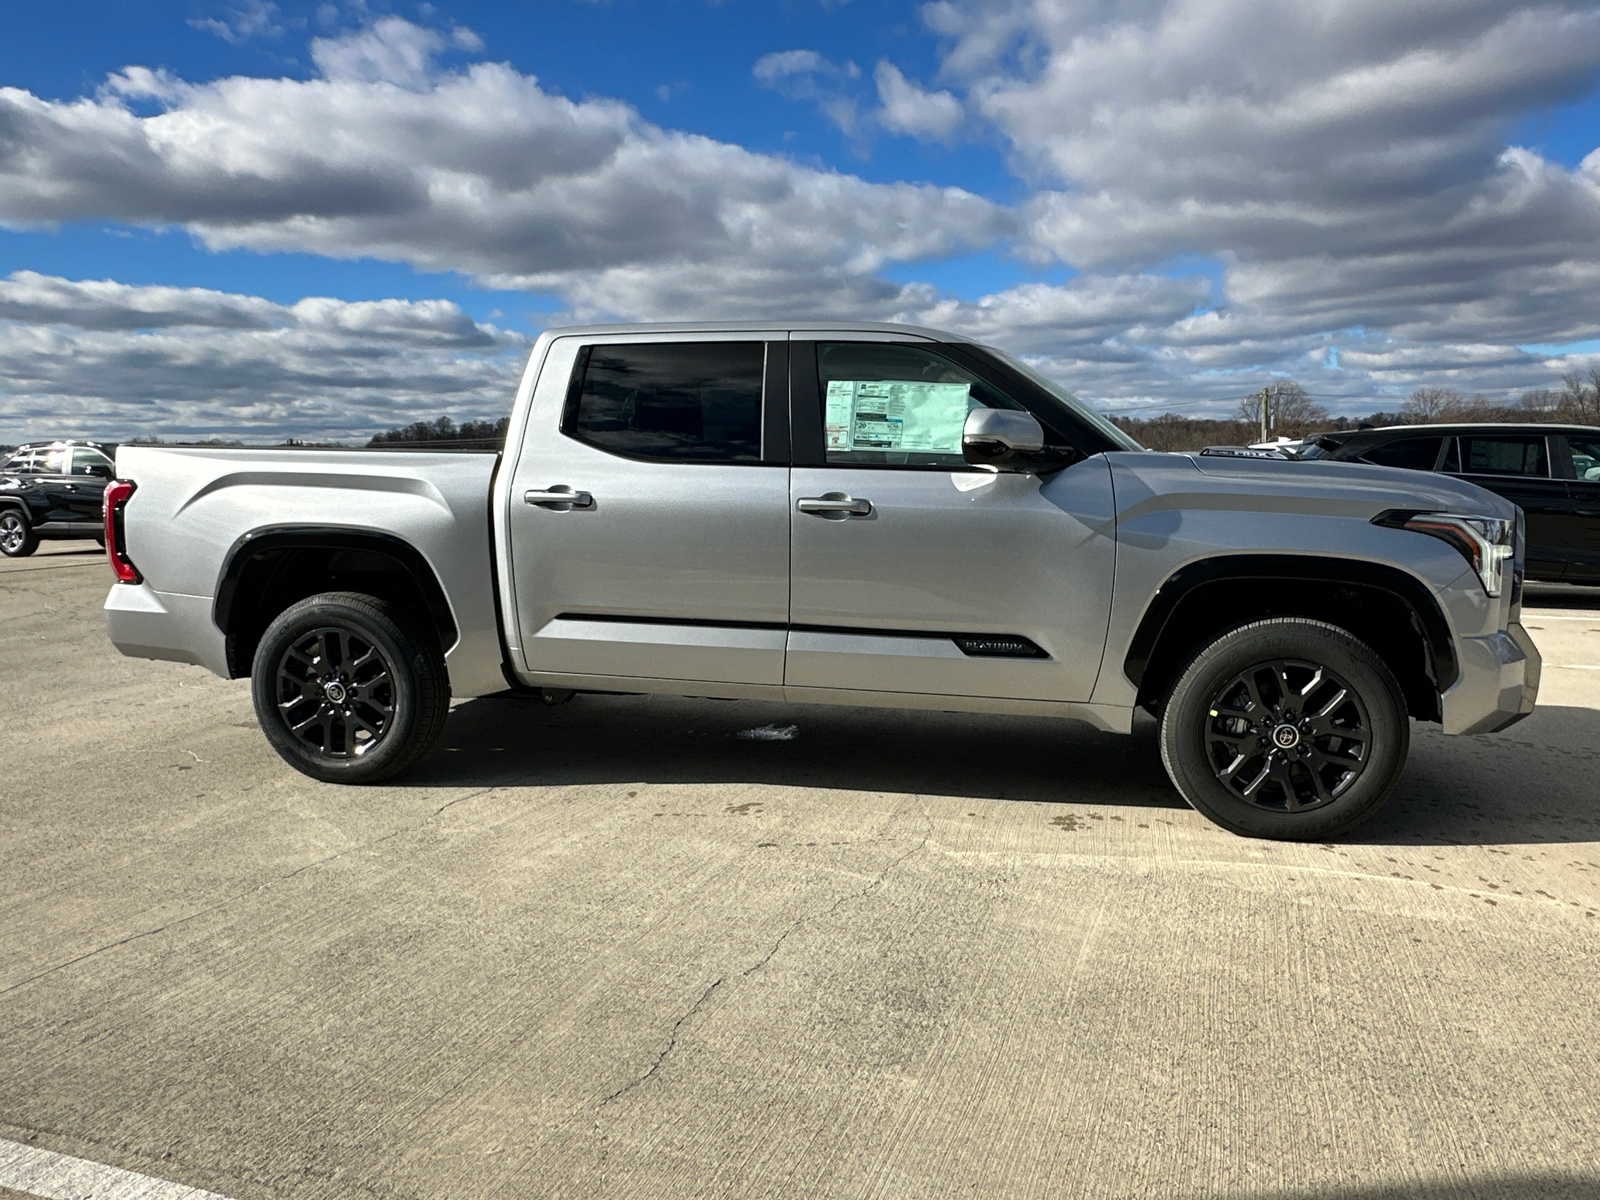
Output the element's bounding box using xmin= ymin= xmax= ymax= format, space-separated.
xmin=1258 ymin=387 xmax=1270 ymax=444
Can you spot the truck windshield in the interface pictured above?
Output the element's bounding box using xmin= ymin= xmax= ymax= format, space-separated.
xmin=970 ymin=346 xmax=1144 ymax=451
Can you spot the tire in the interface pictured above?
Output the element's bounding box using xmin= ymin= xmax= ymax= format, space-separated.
xmin=1159 ymin=618 xmax=1409 ymax=841
xmin=251 ymin=591 xmax=450 ymax=784
xmin=0 ymin=509 xmax=38 ymax=557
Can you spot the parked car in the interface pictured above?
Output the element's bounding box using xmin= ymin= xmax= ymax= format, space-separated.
xmin=0 ymin=441 xmax=116 ymax=557
xmin=101 ymin=323 xmax=1538 ymax=841
xmin=1299 ymin=424 xmax=1600 ymax=584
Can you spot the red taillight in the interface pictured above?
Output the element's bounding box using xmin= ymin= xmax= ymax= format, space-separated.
xmin=103 ymin=478 xmax=140 ymax=583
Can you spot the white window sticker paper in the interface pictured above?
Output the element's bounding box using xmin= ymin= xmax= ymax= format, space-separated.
xmin=824 ymin=380 xmax=973 ymax=454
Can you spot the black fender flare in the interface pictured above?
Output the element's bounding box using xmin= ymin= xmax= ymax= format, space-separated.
xmin=1123 ymin=554 xmax=1459 ymax=693
xmin=213 ymin=526 xmax=458 ymax=672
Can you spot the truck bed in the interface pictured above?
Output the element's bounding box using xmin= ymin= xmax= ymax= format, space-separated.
xmin=107 ymin=446 xmax=507 ymax=697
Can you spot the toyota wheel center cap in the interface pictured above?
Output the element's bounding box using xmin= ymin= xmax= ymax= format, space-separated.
xmin=325 ymin=681 xmax=348 ymax=704
xmin=1271 ymin=723 xmax=1301 ymax=750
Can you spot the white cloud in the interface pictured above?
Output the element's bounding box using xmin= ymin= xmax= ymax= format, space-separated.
xmin=759 ymin=52 xmax=965 ymax=144
xmin=939 ymin=0 xmax=1600 ymax=345
xmin=753 ymin=50 xmax=830 ymax=86
xmin=753 ymin=49 xmax=866 ymax=135
xmin=188 ymin=0 xmax=284 ymax=45
xmin=873 ymin=62 xmax=963 ymax=143
xmin=0 ymin=24 xmax=1007 ymax=320
xmin=0 ymin=273 xmax=523 ymax=443
xmin=309 ymin=16 xmax=453 ymax=89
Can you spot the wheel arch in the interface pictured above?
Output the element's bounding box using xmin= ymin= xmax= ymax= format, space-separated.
xmin=214 ymin=527 xmax=458 ymax=679
xmin=1125 ymin=555 xmax=1457 ymax=723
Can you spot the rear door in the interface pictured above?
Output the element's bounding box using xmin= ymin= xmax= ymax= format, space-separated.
xmin=784 ymin=338 xmax=1116 ymax=703
xmin=66 ymin=447 xmax=114 ymax=523
xmin=1443 ymin=433 xmax=1568 ymax=581
xmin=506 ymin=333 xmax=792 ymax=686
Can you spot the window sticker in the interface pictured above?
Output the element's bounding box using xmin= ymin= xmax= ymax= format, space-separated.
xmin=823 ymin=379 xmax=973 ymax=455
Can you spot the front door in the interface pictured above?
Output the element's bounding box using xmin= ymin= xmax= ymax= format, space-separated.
xmin=1558 ymin=433 xmax=1600 ymax=584
xmin=1445 ymin=433 xmax=1569 ymax=581
xmin=506 ymin=334 xmax=791 ymax=686
xmin=35 ymin=445 xmax=78 ymax=527
xmin=785 ymin=339 xmax=1116 ymax=703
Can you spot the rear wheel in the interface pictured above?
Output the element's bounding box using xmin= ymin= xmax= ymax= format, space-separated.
xmin=0 ymin=510 xmax=38 ymax=557
xmin=251 ymin=591 xmax=450 ymax=783
xmin=1159 ymin=618 xmax=1409 ymax=840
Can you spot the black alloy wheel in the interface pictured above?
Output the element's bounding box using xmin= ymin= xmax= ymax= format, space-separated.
xmin=1159 ymin=618 xmax=1408 ymax=841
xmin=251 ymin=591 xmax=450 ymax=783
xmin=0 ymin=510 xmax=38 ymax=557
xmin=1205 ymin=659 xmax=1371 ymax=813
xmin=274 ymin=626 xmax=397 ymax=760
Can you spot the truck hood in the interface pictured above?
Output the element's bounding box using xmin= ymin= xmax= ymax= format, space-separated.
xmin=1104 ymin=450 xmax=1518 ymax=523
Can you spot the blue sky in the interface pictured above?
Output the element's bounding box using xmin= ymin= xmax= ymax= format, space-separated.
xmin=3 ymin=0 xmax=1600 ymax=440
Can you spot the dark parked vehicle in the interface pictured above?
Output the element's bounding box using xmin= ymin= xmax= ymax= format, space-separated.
xmin=1301 ymin=424 xmax=1600 ymax=584
xmin=0 ymin=441 xmax=116 ymax=557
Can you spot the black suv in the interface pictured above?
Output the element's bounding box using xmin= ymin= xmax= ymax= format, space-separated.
xmin=0 ymin=441 xmax=117 ymax=558
xmin=1301 ymin=423 xmax=1600 ymax=584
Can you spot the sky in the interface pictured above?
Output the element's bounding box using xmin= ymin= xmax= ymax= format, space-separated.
xmin=3 ymin=0 xmax=1600 ymax=442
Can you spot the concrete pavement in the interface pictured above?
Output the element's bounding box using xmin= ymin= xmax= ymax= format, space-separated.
xmin=2 ymin=545 xmax=1598 ymax=1199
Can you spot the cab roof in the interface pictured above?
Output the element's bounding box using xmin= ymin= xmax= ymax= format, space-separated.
xmin=535 ymin=320 xmax=977 ymax=343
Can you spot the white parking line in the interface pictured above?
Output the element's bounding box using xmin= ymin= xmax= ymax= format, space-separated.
xmin=1559 ymin=664 xmax=1600 ymax=670
xmin=0 ymin=1138 xmax=235 ymax=1200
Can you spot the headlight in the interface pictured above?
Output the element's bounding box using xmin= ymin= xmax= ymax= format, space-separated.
xmin=1374 ymin=510 xmax=1515 ymax=597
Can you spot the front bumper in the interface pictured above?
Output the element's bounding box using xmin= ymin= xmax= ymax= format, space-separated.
xmin=1439 ymin=621 xmax=1541 ymax=735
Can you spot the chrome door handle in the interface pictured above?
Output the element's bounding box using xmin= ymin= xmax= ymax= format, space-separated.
xmin=524 ymin=488 xmax=594 ymax=510
xmin=797 ymin=493 xmax=872 ymax=517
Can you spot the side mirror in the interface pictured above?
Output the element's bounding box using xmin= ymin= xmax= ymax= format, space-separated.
xmin=90 ymin=464 xmax=114 ymax=480
xmin=962 ymin=408 xmax=1045 ymax=471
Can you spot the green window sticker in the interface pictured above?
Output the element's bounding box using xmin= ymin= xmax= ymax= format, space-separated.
xmin=824 ymin=379 xmax=973 ymax=455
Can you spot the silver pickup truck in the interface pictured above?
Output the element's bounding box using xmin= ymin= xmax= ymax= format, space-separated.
xmin=104 ymin=321 xmax=1540 ymax=840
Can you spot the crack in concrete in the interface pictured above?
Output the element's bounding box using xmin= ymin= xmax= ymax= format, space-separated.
xmin=741 ymin=808 xmax=933 ymax=983
xmin=0 ymin=783 xmax=510 ymax=1000
xmin=595 ymin=804 xmax=934 ymax=1123
xmin=599 ymin=975 xmax=727 ymax=1109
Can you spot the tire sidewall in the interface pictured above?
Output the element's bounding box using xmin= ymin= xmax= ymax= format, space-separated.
xmin=251 ymin=594 xmax=425 ymax=784
xmin=1160 ymin=620 xmax=1409 ymax=840
xmin=0 ymin=510 xmax=37 ymax=557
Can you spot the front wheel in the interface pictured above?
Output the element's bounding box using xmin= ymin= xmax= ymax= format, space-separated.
xmin=1159 ymin=618 xmax=1409 ymax=841
xmin=251 ymin=592 xmax=450 ymax=783
xmin=0 ymin=510 xmax=38 ymax=557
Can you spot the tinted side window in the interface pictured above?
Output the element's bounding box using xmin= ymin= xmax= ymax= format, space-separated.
xmin=71 ymin=449 xmax=113 ymax=476
xmin=565 ymin=342 xmax=764 ymax=464
xmin=816 ymin=342 xmax=1024 ymax=468
xmin=1567 ymin=437 xmax=1600 ymax=482
xmin=1457 ymin=436 xmax=1548 ymax=477
xmin=1358 ymin=437 xmax=1443 ymax=471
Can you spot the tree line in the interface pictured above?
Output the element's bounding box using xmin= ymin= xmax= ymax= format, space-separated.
xmin=1114 ymin=370 xmax=1600 ymax=452
xmin=367 ymin=416 xmax=510 ymax=449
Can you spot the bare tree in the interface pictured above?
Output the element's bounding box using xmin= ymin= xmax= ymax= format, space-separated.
xmin=1233 ymin=381 xmax=1329 ymax=439
xmin=1519 ymin=389 xmax=1558 ymax=419
xmin=1559 ymin=371 xmax=1594 ymax=423
xmin=1402 ymin=387 xmax=1462 ymax=423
